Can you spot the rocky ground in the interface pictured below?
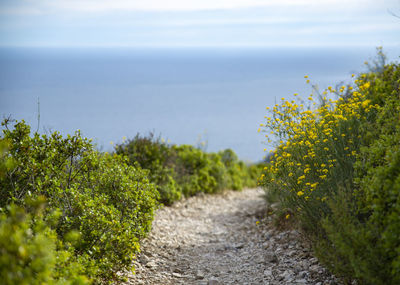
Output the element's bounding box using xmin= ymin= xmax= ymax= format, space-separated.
xmin=122 ymin=188 xmax=341 ymax=285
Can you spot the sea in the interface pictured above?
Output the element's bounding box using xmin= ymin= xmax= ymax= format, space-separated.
xmin=0 ymin=46 xmax=398 ymax=162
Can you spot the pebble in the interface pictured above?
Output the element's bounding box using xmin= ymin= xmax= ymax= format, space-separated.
xmin=145 ymin=261 xmax=157 ymax=268
xmin=172 ymin=272 xmax=183 ymax=278
xmin=208 ymin=277 xmax=219 ymax=285
xmin=265 ymin=252 xmax=278 ymax=263
xmin=196 ymin=270 xmax=205 ymax=279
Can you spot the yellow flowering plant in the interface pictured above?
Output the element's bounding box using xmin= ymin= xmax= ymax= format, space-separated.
xmin=259 ymin=74 xmax=379 ymax=232
xmin=259 ymin=50 xmax=400 ymax=284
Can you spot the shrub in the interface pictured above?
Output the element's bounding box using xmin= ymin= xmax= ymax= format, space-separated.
xmin=115 ymin=133 xmax=180 ymax=205
xmin=245 ymin=162 xmax=264 ymax=188
xmin=0 ymin=201 xmax=89 ymax=285
xmin=219 ymin=149 xmax=244 ymax=190
xmin=172 ymin=145 xmax=217 ymax=196
xmin=0 ymin=120 xmax=158 ymax=283
xmin=320 ymin=62 xmax=400 ymax=284
xmin=116 ymin=134 xmax=258 ymax=203
xmin=259 ymin=75 xmax=373 ymax=234
xmin=259 ymin=55 xmax=400 ymax=283
xmin=0 ymin=141 xmax=89 ymax=284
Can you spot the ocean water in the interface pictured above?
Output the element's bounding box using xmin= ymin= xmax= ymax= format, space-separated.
xmin=0 ymin=47 xmax=394 ymax=162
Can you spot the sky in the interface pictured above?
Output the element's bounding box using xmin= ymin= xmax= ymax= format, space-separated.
xmin=0 ymin=0 xmax=399 ymax=47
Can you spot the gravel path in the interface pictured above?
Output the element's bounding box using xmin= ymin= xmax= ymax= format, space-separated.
xmin=124 ymin=188 xmax=340 ymax=285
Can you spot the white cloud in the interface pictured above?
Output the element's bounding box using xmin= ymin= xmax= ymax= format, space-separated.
xmin=25 ymin=0 xmax=386 ymax=12
xmin=1 ymin=0 xmax=398 ymax=47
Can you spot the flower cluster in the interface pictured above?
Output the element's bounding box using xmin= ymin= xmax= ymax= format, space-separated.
xmin=259 ymin=75 xmax=378 ymax=214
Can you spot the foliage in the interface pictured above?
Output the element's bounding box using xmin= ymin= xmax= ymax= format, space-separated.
xmin=116 ymin=134 xmax=259 ymax=204
xmin=259 ymin=74 xmax=374 ymax=234
xmin=0 ymin=201 xmax=89 ymax=285
xmin=115 ymin=133 xmax=180 ymax=205
xmin=0 ymin=120 xmax=158 ymax=283
xmin=322 ymin=62 xmax=400 ymax=284
xmin=173 ymin=144 xmax=222 ymax=196
xmin=259 ymin=55 xmax=400 ymax=283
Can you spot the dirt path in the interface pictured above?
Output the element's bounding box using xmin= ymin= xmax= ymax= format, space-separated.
xmin=124 ymin=188 xmax=339 ymax=285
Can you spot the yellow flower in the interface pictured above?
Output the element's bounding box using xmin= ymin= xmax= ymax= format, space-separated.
xmin=297 ymin=191 xmax=304 ymax=196
xmin=285 ymin=214 xmax=290 ymax=219
xmin=360 ymin=82 xmax=371 ymax=91
xmin=361 ymin=99 xmax=371 ymax=108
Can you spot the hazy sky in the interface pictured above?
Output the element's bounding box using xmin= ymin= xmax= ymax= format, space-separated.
xmin=0 ymin=0 xmax=399 ymax=47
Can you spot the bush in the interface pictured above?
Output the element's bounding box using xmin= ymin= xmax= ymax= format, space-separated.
xmin=259 ymin=75 xmax=372 ymax=235
xmin=116 ymin=134 xmax=258 ymax=204
xmin=115 ymin=133 xmax=180 ymax=205
xmin=0 ymin=120 xmax=158 ymax=283
xmin=219 ymin=149 xmax=244 ymax=190
xmin=320 ymin=62 xmax=400 ymax=284
xmin=245 ymin=162 xmax=264 ymax=188
xmin=0 ymin=201 xmax=89 ymax=285
xmin=259 ymin=54 xmax=400 ymax=283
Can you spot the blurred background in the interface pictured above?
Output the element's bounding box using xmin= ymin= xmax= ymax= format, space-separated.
xmin=0 ymin=0 xmax=399 ymax=162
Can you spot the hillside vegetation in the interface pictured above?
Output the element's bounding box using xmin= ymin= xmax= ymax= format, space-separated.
xmin=0 ymin=120 xmax=259 ymax=284
xmin=115 ymin=133 xmax=261 ymax=205
xmin=259 ymin=52 xmax=400 ymax=284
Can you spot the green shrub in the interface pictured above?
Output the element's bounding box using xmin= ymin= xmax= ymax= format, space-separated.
xmin=245 ymin=162 xmax=264 ymax=188
xmin=219 ymin=149 xmax=244 ymax=190
xmin=0 ymin=143 xmax=89 ymax=284
xmin=218 ymin=149 xmax=262 ymax=190
xmin=0 ymin=201 xmax=89 ymax=285
xmin=0 ymin=120 xmax=158 ymax=283
xmin=259 ymin=55 xmax=400 ymax=284
xmin=116 ymin=134 xmax=257 ymax=202
xmin=173 ymin=145 xmax=220 ymax=196
xmin=320 ymin=62 xmax=400 ymax=284
xmin=115 ymin=133 xmax=180 ymax=205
